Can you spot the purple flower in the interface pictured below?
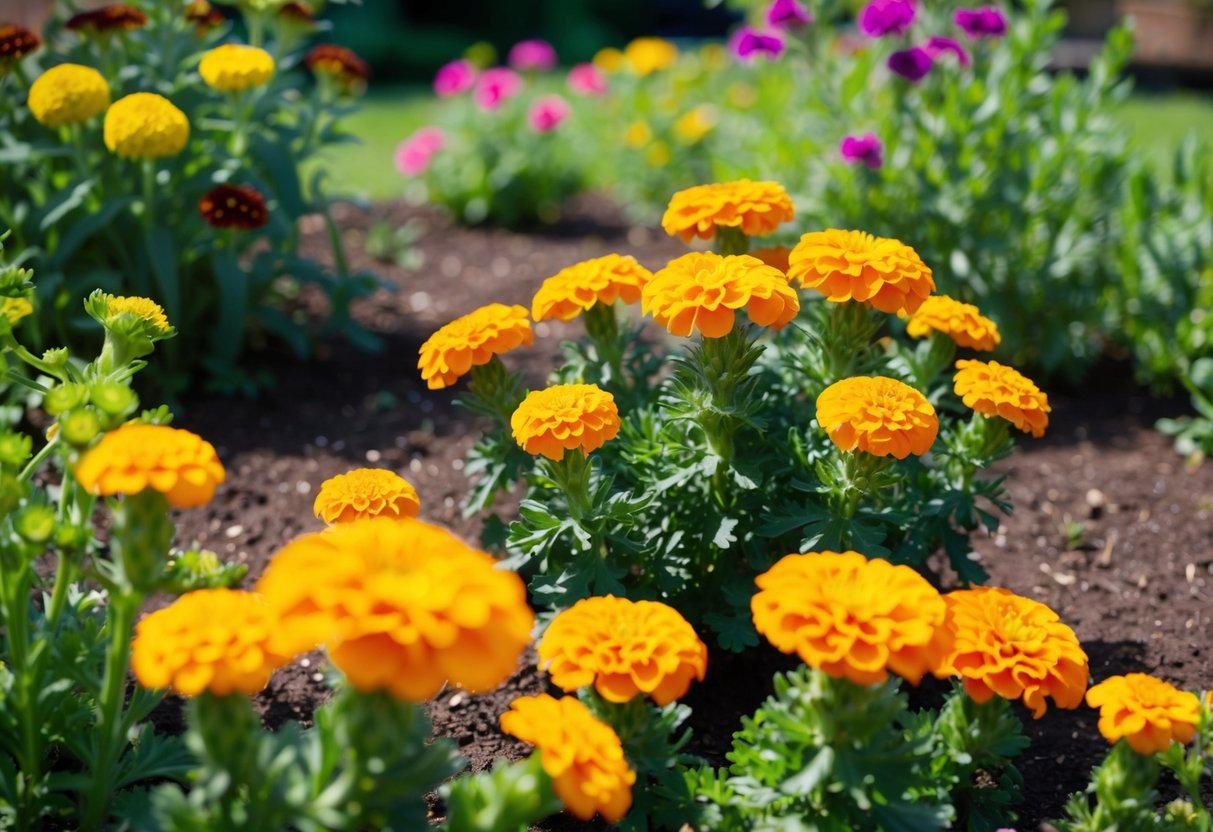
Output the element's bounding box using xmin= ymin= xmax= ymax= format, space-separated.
xmin=924 ymin=35 xmax=971 ymax=66
xmin=859 ymin=0 xmax=916 ymax=38
xmin=840 ymin=132 xmax=884 ymax=169
xmin=508 ymin=39 xmax=557 ymax=72
xmin=954 ymin=6 xmax=1008 ymax=38
xmin=433 ymin=59 xmax=477 ymax=97
xmin=473 ymin=67 xmax=522 ymax=110
xmin=888 ymin=46 xmax=933 ymax=81
xmin=767 ymin=0 xmax=813 ymax=29
xmin=730 ymin=26 xmax=786 ymax=61
xmin=567 ymin=62 xmax=608 ymax=96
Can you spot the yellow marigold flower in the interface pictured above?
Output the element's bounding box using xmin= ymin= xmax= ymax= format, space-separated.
xmin=531 ymin=254 xmax=652 ymax=322
xmin=624 ymin=120 xmax=652 ymax=148
xmin=751 ymin=551 xmax=953 ymax=686
xmin=642 ymin=252 xmax=799 ymax=338
xmin=256 ymin=517 xmax=533 ymax=700
xmin=816 ymin=376 xmax=938 ymax=459
xmin=953 ymin=359 xmax=1050 ymax=437
xmin=751 ymin=245 xmax=790 ymax=274
xmin=2 ymin=297 xmax=33 ymax=326
xmin=511 ymin=383 xmax=620 ymax=460
xmin=501 ymin=694 xmax=636 ymax=823
xmin=75 ymin=423 xmax=225 ymax=508
xmin=940 ymin=587 xmax=1089 ymax=718
xmin=624 ymin=37 xmax=678 ymax=76
xmin=787 ymin=229 xmax=935 ymax=315
xmin=418 ymin=303 xmax=533 ymax=390
xmin=199 ymin=43 xmax=275 ymax=92
xmin=131 ymin=589 xmax=292 ymax=696
xmin=104 ymin=92 xmax=189 ymax=159
xmin=674 ymin=105 xmax=715 ymax=144
xmin=539 ymin=596 xmax=707 ymax=705
xmin=593 ymin=46 xmax=625 ymax=73
xmin=906 ymin=295 xmax=1001 ymax=352
xmin=104 ymin=294 xmax=171 ymax=332
xmin=28 ymin=64 xmax=110 ymax=128
xmin=1086 ymin=674 xmax=1202 ymax=755
xmin=313 ymin=468 xmax=420 ymax=524
xmin=661 ymin=180 xmax=795 ymax=243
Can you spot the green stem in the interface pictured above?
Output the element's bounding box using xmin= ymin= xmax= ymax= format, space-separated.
xmin=715 ymin=226 xmax=750 ymax=256
xmin=583 ymin=302 xmax=627 ymax=391
xmin=0 ymin=556 xmax=40 ymax=830
xmin=140 ymin=160 xmax=156 ymax=235
xmin=3 ymin=334 xmax=69 ymax=383
xmin=547 ymin=450 xmax=594 ymax=526
xmin=18 ymin=436 xmax=58 ymax=484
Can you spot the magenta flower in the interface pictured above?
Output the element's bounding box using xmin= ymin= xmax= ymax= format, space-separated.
xmin=433 ymin=59 xmax=477 ymax=97
xmin=840 ymin=133 xmax=884 ymax=169
xmin=955 ymin=6 xmax=1008 ymax=38
xmin=567 ymin=63 xmax=608 ymax=96
xmin=474 ymin=67 xmax=523 ymax=111
xmin=888 ymin=46 xmax=933 ymax=81
xmin=395 ymin=126 xmax=446 ymax=177
xmin=730 ymin=26 xmax=786 ymax=61
xmin=767 ymin=0 xmax=813 ymax=29
xmin=924 ymin=35 xmax=971 ymax=66
xmin=527 ymin=94 xmax=571 ymax=132
xmin=859 ymin=0 xmax=916 ymax=37
xmin=508 ymin=39 xmax=557 ymax=72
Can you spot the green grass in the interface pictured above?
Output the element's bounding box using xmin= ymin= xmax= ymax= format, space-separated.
xmin=1113 ymin=92 xmax=1213 ymax=170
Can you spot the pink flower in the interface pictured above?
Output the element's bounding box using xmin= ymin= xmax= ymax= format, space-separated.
xmin=527 ymin=94 xmax=571 ymax=132
xmin=474 ymin=67 xmax=523 ymax=111
xmin=394 ymin=126 xmax=446 ymax=176
xmin=508 ymin=39 xmax=557 ymax=72
xmin=433 ymin=59 xmax=477 ymax=97
xmin=859 ymin=0 xmax=916 ymax=37
xmin=888 ymin=46 xmax=933 ymax=81
xmin=924 ymin=35 xmax=971 ymax=66
xmin=840 ymin=132 xmax=883 ymax=169
xmin=955 ymin=6 xmax=1008 ymax=38
xmin=767 ymin=0 xmax=813 ymax=29
xmin=730 ymin=26 xmax=786 ymax=61
xmin=567 ymin=62 xmax=608 ymax=96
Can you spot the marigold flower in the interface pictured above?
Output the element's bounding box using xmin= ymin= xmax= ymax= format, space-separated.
xmin=305 ymin=44 xmax=371 ymax=93
xmin=501 ymin=694 xmax=636 ymax=822
xmin=941 ymin=587 xmax=1089 ymax=718
xmin=27 ymin=63 xmax=109 ymax=128
xmin=623 ymin=37 xmax=678 ymax=75
xmin=66 ymin=4 xmax=148 ymax=34
xmin=511 ymin=383 xmax=620 ymax=460
xmin=816 ymin=376 xmax=938 ymax=459
xmin=198 ymin=183 xmax=268 ymax=230
xmin=313 ymin=468 xmax=420 ymax=524
xmin=952 ymin=359 xmax=1050 ymax=437
xmin=661 ymin=180 xmax=794 ymax=243
xmin=750 ymin=245 xmax=790 ymax=273
xmin=674 ymin=105 xmax=715 ymax=145
xmin=185 ymin=0 xmax=226 ymax=32
xmin=75 ymin=423 xmax=225 ymax=508
xmin=1086 ymin=674 xmax=1202 ymax=755
xmin=0 ymin=24 xmax=41 ymax=61
xmin=276 ymin=1 xmax=315 ymax=27
xmin=531 ymin=254 xmax=652 ymax=322
xmin=539 ymin=596 xmax=707 ymax=705
xmin=593 ymin=47 xmax=626 ymax=73
xmin=752 ymin=551 xmax=953 ymax=686
xmin=2 ymin=297 xmax=33 ymax=326
xmin=642 ymin=252 xmax=799 ymax=338
xmin=418 ymin=303 xmax=533 ymax=390
xmin=906 ymin=294 xmax=1001 ymax=351
xmin=131 ymin=589 xmax=292 ymax=696
xmin=104 ymin=92 xmax=189 ymax=159
xmin=787 ymin=229 xmax=935 ymax=315
xmin=103 ymin=294 xmax=171 ymax=332
xmin=199 ymin=43 xmax=274 ymax=92
xmin=256 ymin=517 xmax=534 ymax=700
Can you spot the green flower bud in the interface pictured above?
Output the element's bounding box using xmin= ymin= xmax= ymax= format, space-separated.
xmin=0 ymin=430 xmax=32 ymax=468
xmin=60 ymin=408 xmax=103 ymax=446
xmin=15 ymin=504 xmax=56 ymax=544
xmin=90 ymin=382 xmax=139 ymax=419
xmin=0 ymin=473 xmax=25 ymax=514
xmin=40 ymin=347 xmax=69 ymax=370
xmin=44 ymin=383 xmax=89 ymax=417
xmin=54 ymin=523 xmax=92 ymax=553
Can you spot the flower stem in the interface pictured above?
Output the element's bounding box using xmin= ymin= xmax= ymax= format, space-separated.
xmin=714 ymin=227 xmax=750 ymax=256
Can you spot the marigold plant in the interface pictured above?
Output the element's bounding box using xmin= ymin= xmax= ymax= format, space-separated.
xmin=661 ymin=179 xmax=795 ymax=243
xmin=313 ymin=468 xmax=420 ymax=524
xmin=510 ymin=383 xmax=621 ymax=460
xmin=816 ymin=376 xmax=939 ymax=459
xmin=305 ymin=43 xmax=372 ymax=92
xmin=27 ymin=64 xmax=110 ymax=128
xmin=66 ymin=3 xmax=147 ymax=33
xmin=500 ymin=694 xmax=636 ymax=823
xmin=418 ymin=303 xmax=533 ymax=389
xmin=1085 ymin=673 xmax=1202 ymax=755
xmin=75 ymin=423 xmax=226 ymax=508
xmin=538 ymin=595 xmax=707 ymax=705
xmin=751 ymin=551 xmax=953 ymax=685
xmin=620 ymin=36 xmax=678 ymax=75
xmin=531 ymin=254 xmax=652 ymax=322
xmin=103 ymin=92 xmax=190 ymax=159
xmin=906 ymin=294 xmax=1001 ymax=352
xmin=953 ymin=359 xmax=1051 ymax=437
xmin=0 ymin=24 xmax=40 ymax=61
xmin=198 ymin=43 xmax=275 ymax=93
xmin=941 ymin=587 xmax=1089 ymax=717
xmin=103 ymin=294 xmax=172 ymax=332
xmin=198 ymin=183 xmax=269 ymax=230
xmin=787 ymin=229 xmax=935 ymax=315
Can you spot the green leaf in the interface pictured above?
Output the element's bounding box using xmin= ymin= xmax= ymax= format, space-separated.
xmin=145 ymin=225 xmax=180 ymax=324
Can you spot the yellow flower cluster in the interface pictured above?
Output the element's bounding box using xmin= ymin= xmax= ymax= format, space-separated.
xmin=511 ymin=383 xmax=620 ymax=460
xmin=661 ymin=180 xmax=795 ymax=243
xmin=641 ymin=252 xmax=799 ymax=338
xmin=788 ymin=229 xmax=935 ymax=315
xmin=539 ymin=596 xmax=707 ymax=705
xmin=2 ymin=297 xmax=33 ymax=326
xmin=953 ymin=359 xmax=1050 ymax=437
xmin=816 ymin=376 xmax=938 ymax=459
xmin=28 ymin=64 xmax=110 ymax=128
xmin=594 ymin=37 xmax=679 ymax=76
xmin=313 ymin=468 xmax=420 ymax=524
xmin=104 ymin=294 xmax=171 ymax=332
xmin=906 ymin=294 xmax=1001 ymax=352
xmin=75 ymin=423 xmax=226 ymax=508
xmin=1086 ymin=673 xmax=1202 ymax=755
xmin=531 ymin=254 xmax=652 ymax=322
xmin=418 ymin=303 xmax=533 ymax=389
xmin=199 ymin=44 xmax=275 ymax=93
xmin=103 ymin=92 xmax=189 ymax=159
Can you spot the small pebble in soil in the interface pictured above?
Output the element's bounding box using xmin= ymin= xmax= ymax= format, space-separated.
xmin=296 ymin=481 xmax=311 ymax=494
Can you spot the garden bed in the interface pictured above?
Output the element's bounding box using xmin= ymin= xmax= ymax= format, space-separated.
xmin=172 ymin=199 xmax=1213 ymax=829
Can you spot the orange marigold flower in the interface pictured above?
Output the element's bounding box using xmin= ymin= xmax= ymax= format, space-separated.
xmin=642 ymin=252 xmax=799 ymax=338
xmin=787 ymin=229 xmax=935 ymax=315
xmin=0 ymin=24 xmax=41 ymax=61
xmin=305 ymin=44 xmax=371 ymax=92
xmin=511 ymin=383 xmax=620 ymax=460
xmin=418 ymin=303 xmax=533 ymax=390
xmin=906 ymin=294 xmax=1001 ymax=352
xmin=256 ymin=517 xmax=533 ymax=700
xmin=1086 ymin=674 xmax=1202 ymax=755
xmin=501 ymin=694 xmax=636 ymax=823
xmin=131 ymin=588 xmax=292 ymax=696
xmin=199 ymin=183 xmax=268 ymax=230
xmin=816 ymin=376 xmax=938 ymax=459
xmin=66 ymin=4 xmax=148 ymax=34
xmin=752 ymin=551 xmax=953 ymax=686
xmin=750 ymin=245 xmax=791 ymax=274
xmin=953 ymin=359 xmax=1050 ymax=437
xmin=531 ymin=254 xmax=652 ymax=322
xmin=539 ymin=596 xmax=707 ymax=705
xmin=313 ymin=468 xmax=420 ymax=524
xmin=941 ymin=587 xmax=1089 ymax=718
xmin=75 ymin=423 xmax=225 ymax=508
xmin=661 ymin=180 xmax=794 ymax=243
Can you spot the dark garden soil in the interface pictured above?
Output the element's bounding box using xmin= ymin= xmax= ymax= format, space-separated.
xmin=164 ymin=198 xmax=1212 ymax=830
